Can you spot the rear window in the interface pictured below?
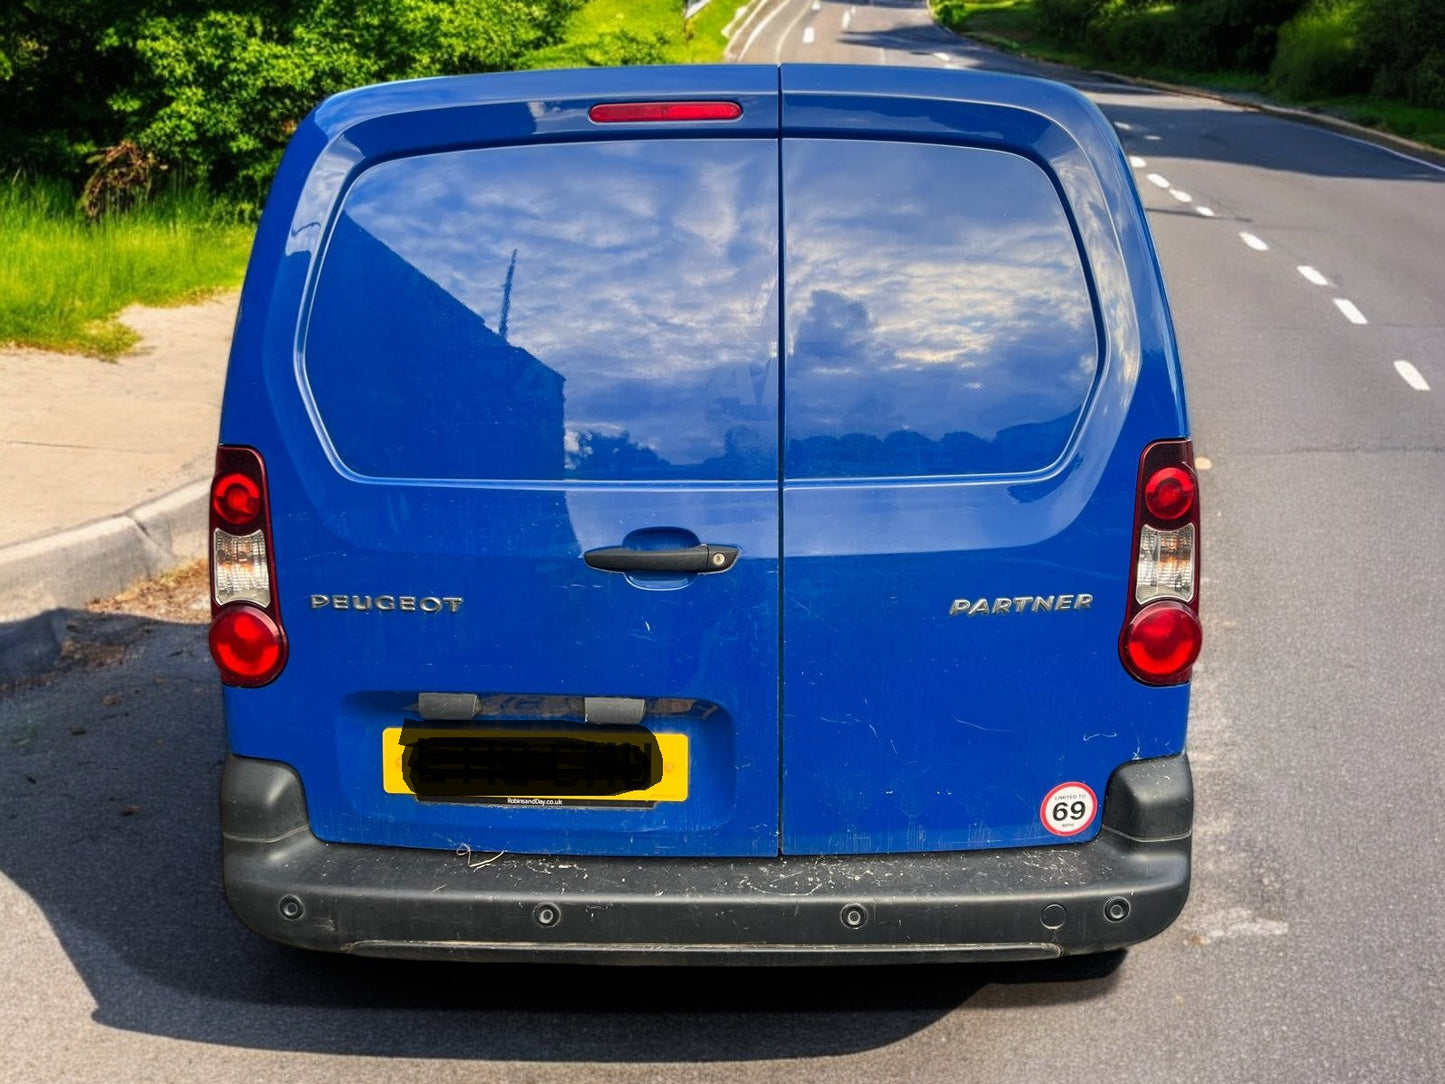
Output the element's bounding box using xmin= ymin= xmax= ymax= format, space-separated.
xmin=304 ymin=139 xmax=780 ymax=482
xmin=782 ymin=139 xmax=1099 ymax=478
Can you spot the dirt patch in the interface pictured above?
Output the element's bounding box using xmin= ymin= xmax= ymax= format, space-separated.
xmin=88 ymin=558 xmax=210 ymax=625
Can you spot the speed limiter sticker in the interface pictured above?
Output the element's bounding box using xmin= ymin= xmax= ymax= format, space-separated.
xmin=1040 ymin=781 xmax=1098 ymax=837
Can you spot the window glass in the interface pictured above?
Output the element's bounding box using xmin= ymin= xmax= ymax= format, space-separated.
xmin=305 ymin=139 xmax=780 ymax=481
xmin=783 ymin=139 xmax=1098 ymax=478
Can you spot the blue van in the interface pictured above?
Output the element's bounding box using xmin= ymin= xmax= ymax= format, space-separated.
xmin=209 ymin=64 xmax=1200 ymax=963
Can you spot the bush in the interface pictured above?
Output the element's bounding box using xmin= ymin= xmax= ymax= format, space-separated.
xmin=1270 ymin=0 xmax=1369 ymax=99
xmin=1357 ymin=0 xmax=1445 ymax=108
xmin=0 ymin=1 xmax=582 ymax=206
xmin=1085 ymin=4 xmax=1185 ymax=69
xmin=1035 ymin=0 xmax=1110 ymax=43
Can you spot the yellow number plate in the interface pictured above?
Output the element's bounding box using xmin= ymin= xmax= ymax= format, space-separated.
xmin=382 ymin=726 xmax=689 ymax=804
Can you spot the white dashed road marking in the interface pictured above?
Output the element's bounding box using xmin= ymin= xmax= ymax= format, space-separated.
xmin=1240 ymin=232 xmax=1269 ymax=251
xmin=812 ymin=0 xmax=821 ymax=9
xmin=1297 ymin=265 xmax=1329 ymax=286
xmin=1129 ymin=155 xmax=1147 ymax=168
xmin=842 ymin=7 xmax=853 ymax=30
xmin=933 ymin=51 xmax=950 ymax=61
xmin=1395 ymin=361 xmax=1430 ymax=391
xmin=1170 ymin=189 xmax=1193 ymax=203
xmin=1195 ymin=207 xmax=1215 ymax=217
xmin=1333 ymin=298 xmax=1368 ymax=324
xmin=802 ymin=26 xmax=815 ymax=44
xmin=1146 ymin=173 xmax=1170 ymax=188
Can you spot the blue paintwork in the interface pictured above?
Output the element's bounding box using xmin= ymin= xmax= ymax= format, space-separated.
xmin=219 ymin=64 xmax=1190 ymax=858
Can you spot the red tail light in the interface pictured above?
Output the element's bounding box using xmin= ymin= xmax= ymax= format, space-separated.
xmin=1121 ymin=439 xmax=1201 ymax=685
xmin=209 ymin=605 xmax=285 ymax=686
xmin=588 ymin=101 xmax=742 ymax=123
xmin=209 ymin=445 xmax=287 ymax=686
xmin=1124 ymin=601 xmax=1202 ymax=680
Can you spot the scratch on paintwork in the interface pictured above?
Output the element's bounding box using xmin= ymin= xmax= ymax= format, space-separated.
xmin=1082 ymin=731 xmax=1118 ymax=742
xmin=456 ymin=843 xmax=505 ymax=870
xmin=951 ymin=715 xmax=1013 ymax=733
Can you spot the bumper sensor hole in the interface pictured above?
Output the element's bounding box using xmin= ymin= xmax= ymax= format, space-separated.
xmin=1103 ymin=896 xmax=1131 ymax=923
xmin=533 ymin=902 xmax=561 ymax=928
xmin=840 ymin=904 xmax=869 ymax=930
xmin=278 ymin=894 xmax=305 ymax=921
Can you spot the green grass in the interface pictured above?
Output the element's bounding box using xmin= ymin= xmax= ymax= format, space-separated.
xmin=522 ymin=0 xmax=737 ymax=69
xmin=0 ymin=178 xmax=252 ymax=358
xmin=929 ymin=0 xmax=1445 ymax=149
xmin=0 ymin=1 xmax=742 ymax=359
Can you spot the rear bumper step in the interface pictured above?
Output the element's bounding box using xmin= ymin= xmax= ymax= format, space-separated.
xmin=221 ymin=753 xmax=1192 ymax=964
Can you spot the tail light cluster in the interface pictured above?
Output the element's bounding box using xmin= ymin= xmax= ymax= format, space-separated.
xmin=1121 ymin=439 xmax=1202 ymax=685
xmin=209 ymin=445 xmax=288 ymax=686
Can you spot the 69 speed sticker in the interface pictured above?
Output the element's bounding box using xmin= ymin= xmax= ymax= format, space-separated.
xmin=1040 ymin=781 xmax=1098 ymax=837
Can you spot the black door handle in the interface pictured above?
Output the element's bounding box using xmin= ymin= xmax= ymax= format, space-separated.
xmin=583 ymin=543 xmax=739 ymax=574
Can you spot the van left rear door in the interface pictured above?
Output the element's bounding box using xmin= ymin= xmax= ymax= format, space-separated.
xmin=223 ymin=69 xmax=785 ymax=857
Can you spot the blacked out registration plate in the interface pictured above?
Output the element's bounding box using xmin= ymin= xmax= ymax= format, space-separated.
xmin=382 ymin=726 xmax=688 ymax=805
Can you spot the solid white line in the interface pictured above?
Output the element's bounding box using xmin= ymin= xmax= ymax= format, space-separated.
xmin=1327 ymin=130 xmax=1445 ymax=176
xmin=1170 ymin=189 xmax=1193 ymax=203
xmin=742 ymin=0 xmax=798 ymax=60
xmin=1395 ymin=360 xmax=1430 ymax=390
xmin=1129 ymin=155 xmax=1147 ymax=168
xmin=1145 ymin=173 xmax=1170 ymax=188
xmin=1297 ymin=265 xmax=1329 ymax=286
xmin=802 ymin=26 xmax=815 ymax=44
xmin=1195 ymin=206 xmax=1216 ymax=217
xmin=772 ymin=0 xmax=815 ymax=60
xmin=1334 ymin=298 xmax=1368 ymax=324
xmin=1240 ymin=232 xmax=1269 ymax=251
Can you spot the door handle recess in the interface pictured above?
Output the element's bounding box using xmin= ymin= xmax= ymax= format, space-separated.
xmin=583 ymin=543 xmax=738 ymax=574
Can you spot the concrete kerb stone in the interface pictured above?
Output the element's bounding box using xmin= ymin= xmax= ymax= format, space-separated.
xmin=0 ymin=478 xmax=210 ymax=681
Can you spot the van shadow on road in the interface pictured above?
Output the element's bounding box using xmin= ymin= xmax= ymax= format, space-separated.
xmin=0 ymin=608 xmax=1123 ymax=1061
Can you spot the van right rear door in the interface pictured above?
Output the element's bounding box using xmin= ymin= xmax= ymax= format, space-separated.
xmin=776 ymin=66 xmax=1192 ymax=855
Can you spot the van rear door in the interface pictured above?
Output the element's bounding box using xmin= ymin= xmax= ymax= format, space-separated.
xmin=226 ymin=69 xmax=785 ymax=857
xmin=777 ymin=66 xmax=1190 ymax=854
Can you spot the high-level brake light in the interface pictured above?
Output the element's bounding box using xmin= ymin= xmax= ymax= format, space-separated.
xmin=588 ymin=101 xmax=742 ymax=123
xmin=1121 ymin=439 xmax=1201 ymax=685
xmin=209 ymin=445 xmax=287 ymax=686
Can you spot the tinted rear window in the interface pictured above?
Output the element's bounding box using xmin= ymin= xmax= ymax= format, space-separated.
xmin=304 ymin=139 xmax=779 ymax=482
xmin=782 ymin=139 xmax=1099 ymax=478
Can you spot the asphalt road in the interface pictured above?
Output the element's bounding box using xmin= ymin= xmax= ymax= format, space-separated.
xmin=3 ymin=2 xmax=1443 ymax=1080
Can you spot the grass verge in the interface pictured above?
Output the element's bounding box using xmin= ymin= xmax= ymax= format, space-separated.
xmin=0 ymin=178 xmax=252 ymax=359
xmin=930 ymin=0 xmax=1445 ymax=150
xmin=5 ymin=1 xmax=737 ymax=358
xmin=522 ymin=0 xmax=739 ymax=69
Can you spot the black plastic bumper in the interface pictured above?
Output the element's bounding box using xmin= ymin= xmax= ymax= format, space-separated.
xmin=221 ymin=753 xmax=1192 ymax=964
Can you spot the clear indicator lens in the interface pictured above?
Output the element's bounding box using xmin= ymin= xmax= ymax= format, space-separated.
xmin=1135 ymin=523 xmax=1195 ymax=604
xmin=213 ymin=528 xmax=271 ymax=608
